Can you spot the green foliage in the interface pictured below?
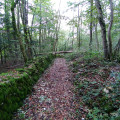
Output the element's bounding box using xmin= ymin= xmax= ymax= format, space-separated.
xmin=74 ymin=75 xmax=120 ymax=119
xmin=81 ymin=51 xmax=103 ymax=62
xmin=64 ymin=51 xmax=83 ymax=61
xmin=0 ymin=54 xmax=55 ymax=120
xmin=76 ymin=72 xmax=119 ymax=119
xmin=69 ymin=51 xmax=120 ymax=119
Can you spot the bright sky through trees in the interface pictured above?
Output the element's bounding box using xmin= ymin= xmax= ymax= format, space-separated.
xmin=51 ymin=0 xmax=73 ymax=30
xmin=51 ymin=0 xmax=83 ymax=30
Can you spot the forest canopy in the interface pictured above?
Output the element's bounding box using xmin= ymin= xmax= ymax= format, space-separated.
xmin=0 ymin=0 xmax=120 ymax=65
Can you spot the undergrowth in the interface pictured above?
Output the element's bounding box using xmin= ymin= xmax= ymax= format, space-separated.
xmin=66 ymin=51 xmax=120 ymax=120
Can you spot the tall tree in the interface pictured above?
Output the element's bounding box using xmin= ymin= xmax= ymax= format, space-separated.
xmin=89 ymin=0 xmax=93 ymax=50
xmin=77 ymin=4 xmax=81 ymax=48
xmin=20 ymin=0 xmax=33 ymax=60
xmin=39 ymin=1 xmax=42 ymax=53
xmin=11 ymin=0 xmax=28 ymax=63
xmin=94 ymin=0 xmax=109 ymax=59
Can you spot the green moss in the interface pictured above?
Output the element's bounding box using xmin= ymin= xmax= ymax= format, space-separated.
xmin=0 ymin=54 xmax=56 ymax=120
xmin=16 ymin=68 xmax=25 ymax=73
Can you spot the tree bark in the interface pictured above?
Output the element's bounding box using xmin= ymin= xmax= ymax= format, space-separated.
xmin=108 ymin=0 xmax=113 ymax=57
xmin=95 ymin=0 xmax=109 ymax=59
xmin=11 ymin=0 xmax=28 ymax=63
xmin=20 ymin=0 xmax=33 ymax=60
xmin=89 ymin=0 xmax=93 ymax=50
xmin=17 ymin=3 xmax=20 ymax=31
xmin=35 ymin=51 xmax=73 ymax=56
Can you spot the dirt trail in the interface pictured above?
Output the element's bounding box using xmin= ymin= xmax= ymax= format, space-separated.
xmin=14 ymin=58 xmax=76 ymax=120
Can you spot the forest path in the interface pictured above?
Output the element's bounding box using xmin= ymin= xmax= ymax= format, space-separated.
xmin=14 ymin=58 xmax=76 ymax=120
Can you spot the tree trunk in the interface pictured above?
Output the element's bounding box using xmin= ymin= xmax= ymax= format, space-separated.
xmin=0 ymin=33 xmax=3 ymax=64
xmin=31 ymin=8 xmax=36 ymax=37
xmin=95 ymin=22 xmax=99 ymax=50
xmin=72 ymin=26 xmax=74 ymax=49
xmin=89 ymin=0 xmax=93 ymax=50
xmin=4 ymin=41 xmax=7 ymax=64
xmin=17 ymin=3 xmax=20 ymax=31
xmin=108 ymin=0 xmax=113 ymax=57
xmin=39 ymin=2 xmax=42 ymax=53
xmin=39 ymin=27 xmax=42 ymax=53
xmin=11 ymin=0 xmax=28 ymax=63
xmin=95 ymin=0 xmax=109 ymax=59
xmin=53 ymin=29 xmax=58 ymax=52
xmin=1 ymin=51 xmax=3 ymax=64
xmin=20 ymin=0 xmax=33 ymax=60
xmin=54 ymin=16 xmax=60 ymax=52
xmin=114 ymin=38 xmax=120 ymax=55
xmin=4 ymin=0 xmax=12 ymax=54
xmin=77 ymin=5 xmax=81 ymax=48
xmin=72 ymin=8 xmax=75 ymax=49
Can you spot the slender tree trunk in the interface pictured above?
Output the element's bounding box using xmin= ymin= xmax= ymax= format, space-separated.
xmin=39 ymin=27 xmax=42 ymax=53
xmin=54 ymin=15 xmax=61 ymax=52
xmin=114 ymin=38 xmax=120 ymax=55
xmin=53 ymin=27 xmax=58 ymax=52
xmin=0 ymin=33 xmax=3 ymax=64
xmin=48 ymin=28 xmax=50 ymax=38
xmin=1 ymin=52 xmax=3 ymax=64
xmin=53 ymin=0 xmax=61 ymax=52
xmin=3 ymin=41 xmax=7 ymax=64
xmin=33 ymin=48 xmax=37 ymax=57
xmin=31 ymin=8 xmax=36 ymax=37
xmin=77 ymin=5 xmax=80 ymax=48
xmin=108 ymin=0 xmax=113 ymax=57
xmin=89 ymin=0 xmax=93 ymax=50
xmin=95 ymin=0 xmax=109 ymax=59
xmin=14 ymin=3 xmax=20 ymax=63
xmin=20 ymin=0 xmax=33 ymax=60
xmin=72 ymin=26 xmax=74 ymax=49
xmin=44 ymin=28 xmax=47 ymax=41
xmin=4 ymin=0 xmax=12 ymax=54
xmin=41 ymin=29 xmax=43 ymax=43
xmin=81 ymin=12 xmax=83 ymax=46
xmin=17 ymin=3 xmax=20 ymax=31
xmin=95 ymin=22 xmax=99 ymax=50
xmin=11 ymin=0 xmax=28 ymax=63
xmin=39 ymin=2 xmax=42 ymax=53
xmin=72 ymin=8 xmax=75 ymax=49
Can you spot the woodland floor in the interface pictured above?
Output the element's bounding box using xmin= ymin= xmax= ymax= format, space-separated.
xmin=12 ymin=56 xmax=120 ymax=120
xmin=13 ymin=58 xmax=78 ymax=120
